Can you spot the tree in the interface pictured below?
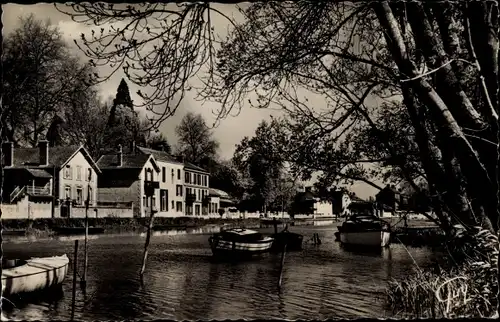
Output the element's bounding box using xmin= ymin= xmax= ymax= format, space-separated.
xmin=2 ymin=14 xmax=95 ymax=147
xmin=209 ymin=159 xmax=248 ymax=200
xmin=175 ymin=112 xmax=219 ymax=166
xmin=233 ymin=120 xmax=290 ymax=213
xmin=209 ymin=2 xmax=499 ymax=236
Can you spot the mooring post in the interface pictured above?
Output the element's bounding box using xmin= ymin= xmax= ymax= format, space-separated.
xmin=140 ymin=195 xmax=155 ymax=277
xmin=71 ymin=240 xmax=78 ymax=320
xmin=278 ymin=243 xmax=287 ymax=288
xmin=82 ymin=194 xmax=90 ymax=289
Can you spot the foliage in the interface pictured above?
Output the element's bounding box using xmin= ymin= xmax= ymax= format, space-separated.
xmin=387 ymin=228 xmax=498 ymax=318
xmin=209 ymin=159 xmax=248 ymax=200
xmin=144 ymin=132 xmax=171 ymax=153
xmin=2 ymin=14 xmax=95 ymax=147
xmin=175 ymin=112 xmax=219 ymax=166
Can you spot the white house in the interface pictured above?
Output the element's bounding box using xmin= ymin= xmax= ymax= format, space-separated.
xmin=183 ymin=162 xmax=210 ymax=217
xmin=1 ymin=141 xmax=101 ymax=218
xmin=134 ymin=146 xmax=185 ymax=217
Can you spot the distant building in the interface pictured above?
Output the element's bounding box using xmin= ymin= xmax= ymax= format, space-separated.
xmin=1 ymin=141 xmax=101 ymax=218
xmin=183 ymin=162 xmax=210 ymax=217
xmin=133 ymin=146 xmax=185 ymax=217
xmin=97 ymin=146 xmax=160 ymax=218
xmin=209 ymin=188 xmax=234 ymax=216
xmin=289 ymin=186 xmax=351 ymax=217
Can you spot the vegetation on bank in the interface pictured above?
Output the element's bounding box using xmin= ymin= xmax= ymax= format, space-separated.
xmin=387 ymin=228 xmax=498 ymax=318
xmin=1 ymin=217 xmax=263 ymax=233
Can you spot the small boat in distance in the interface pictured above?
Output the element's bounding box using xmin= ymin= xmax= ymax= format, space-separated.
xmin=208 ymin=228 xmax=274 ymax=258
xmin=271 ymin=225 xmax=303 ymax=252
xmin=1 ymin=254 xmax=69 ymax=296
xmin=338 ymin=214 xmax=391 ymax=248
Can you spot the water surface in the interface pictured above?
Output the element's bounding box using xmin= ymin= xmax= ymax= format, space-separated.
xmin=2 ymin=225 xmax=436 ymax=320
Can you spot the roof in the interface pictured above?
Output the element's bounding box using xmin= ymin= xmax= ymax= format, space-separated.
xmin=184 ymin=161 xmax=209 ymax=173
xmin=3 ymin=145 xmax=100 ymax=173
xmin=25 ymin=168 xmax=52 ymax=178
xmin=97 ymin=153 xmax=160 ymax=172
xmin=209 ymin=188 xmax=230 ymax=198
xmin=135 ymin=146 xmax=182 ymax=164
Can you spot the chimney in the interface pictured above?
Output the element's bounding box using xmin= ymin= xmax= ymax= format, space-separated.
xmin=38 ymin=140 xmax=49 ymax=166
xmin=2 ymin=142 xmax=14 ymax=167
xmin=117 ymin=145 xmax=123 ymax=167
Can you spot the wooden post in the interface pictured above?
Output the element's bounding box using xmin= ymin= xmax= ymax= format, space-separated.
xmin=81 ymin=191 xmax=89 ymax=289
xmin=140 ymin=195 xmax=155 ymax=277
xmin=278 ymin=243 xmax=287 ymax=288
xmin=71 ymin=240 xmax=78 ymax=321
xmin=273 ymin=217 xmax=278 ymax=234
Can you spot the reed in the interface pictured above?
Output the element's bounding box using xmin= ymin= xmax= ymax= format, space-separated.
xmin=387 ymin=227 xmax=498 ymax=318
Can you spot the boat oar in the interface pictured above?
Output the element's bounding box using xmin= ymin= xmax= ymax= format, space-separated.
xmin=278 ymin=243 xmax=287 ymax=289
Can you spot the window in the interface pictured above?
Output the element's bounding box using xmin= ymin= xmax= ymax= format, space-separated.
xmin=176 ymin=185 xmax=183 ymax=197
xmin=177 ymin=169 xmax=181 ymax=180
xmin=160 ymin=189 xmax=168 ymax=211
xmin=195 ymin=204 xmax=201 ymax=216
xmin=87 ymin=168 xmax=92 ymax=181
xmin=186 ymin=205 xmax=192 ymax=216
xmin=65 ymin=185 xmax=71 ymax=199
xmin=209 ymin=203 xmax=212 ymax=213
xmin=171 ymin=169 xmax=174 ymax=181
xmin=143 ymin=196 xmax=146 ymax=207
xmin=76 ymin=166 xmax=82 ymax=181
xmin=171 ymin=200 xmax=174 ymax=209
xmin=152 ymin=196 xmax=156 ymax=208
xmin=176 ymin=201 xmax=183 ymax=212
xmin=215 ymin=203 xmax=218 ymax=213
xmin=64 ymin=165 xmax=72 ymax=179
xmin=185 ymin=172 xmax=190 ymax=183
xmin=197 ymin=189 xmax=200 ymax=201
xmin=192 ymin=173 xmax=195 ymax=184
xmin=197 ymin=174 xmax=201 ymax=185
xmin=203 ymin=176 xmax=206 ymax=187
xmin=162 ymin=167 xmax=166 ymax=183
xmin=76 ymin=188 xmax=83 ymax=205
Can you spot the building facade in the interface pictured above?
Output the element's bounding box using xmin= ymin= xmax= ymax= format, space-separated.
xmin=1 ymin=141 xmax=101 ymax=218
xmin=183 ymin=162 xmax=210 ymax=216
xmin=134 ymin=146 xmax=185 ymax=217
xmin=97 ymin=147 xmax=160 ymax=218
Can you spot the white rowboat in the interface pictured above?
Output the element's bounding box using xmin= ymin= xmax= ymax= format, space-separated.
xmin=1 ymin=254 xmax=69 ymax=296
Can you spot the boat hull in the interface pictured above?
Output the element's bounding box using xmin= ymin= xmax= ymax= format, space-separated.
xmin=209 ymin=237 xmax=274 ymax=258
xmin=339 ymin=231 xmax=391 ymax=247
xmin=270 ymin=232 xmax=303 ymax=252
xmin=1 ymin=255 xmax=69 ymax=296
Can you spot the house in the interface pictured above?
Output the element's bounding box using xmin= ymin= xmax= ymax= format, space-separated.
xmin=1 ymin=141 xmax=101 ymax=218
xmin=133 ymin=145 xmax=185 ymax=217
xmin=289 ymin=186 xmax=352 ymax=218
xmin=96 ymin=146 xmax=160 ymax=218
xmin=183 ymin=162 xmax=210 ymax=216
xmin=209 ymin=188 xmax=233 ymax=217
xmin=375 ymin=185 xmax=401 ymax=216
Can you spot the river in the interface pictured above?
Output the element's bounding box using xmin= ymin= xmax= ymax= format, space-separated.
xmin=2 ymin=224 xmax=438 ymax=320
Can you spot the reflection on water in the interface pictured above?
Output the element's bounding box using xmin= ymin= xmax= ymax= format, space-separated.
xmin=2 ymin=225 xmax=438 ymax=320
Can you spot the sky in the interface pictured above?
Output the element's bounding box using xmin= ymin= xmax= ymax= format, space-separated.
xmin=2 ymin=3 xmax=380 ymax=199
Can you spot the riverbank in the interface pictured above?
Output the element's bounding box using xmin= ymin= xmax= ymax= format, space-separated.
xmin=1 ymin=217 xmax=263 ymax=237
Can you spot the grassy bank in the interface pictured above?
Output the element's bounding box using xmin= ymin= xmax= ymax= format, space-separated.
xmin=1 ymin=217 xmax=262 ymax=235
xmin=386 ymin=227 xmax=498 ymax=318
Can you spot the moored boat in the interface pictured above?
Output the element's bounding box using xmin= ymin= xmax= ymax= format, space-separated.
xmin=338 ymin=214 xmax=391 ymax=248
xmin=1 ymin=254 xmax=69 ymax=296
xmin=208 ymin=228 xmax=274 ymax=258
xmin=271 ymin=226 xmax=303 ymax=252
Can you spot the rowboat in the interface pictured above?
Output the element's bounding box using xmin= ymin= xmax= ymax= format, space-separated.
xmin=338 ymin=214 xmax=391 ymax=248
xmin=208 ymin=228 xmax=274 ymax=258
xmin=270 ymin=226 xmax=303 ymax=252
xmin=1 ymin=254 xmax=69 ymax=296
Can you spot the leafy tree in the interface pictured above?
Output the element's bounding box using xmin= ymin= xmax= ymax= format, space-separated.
xmin=175 ymin=112 xmax=219 ymax=166
xmin=233 ymin=120 xmax=290 ymax=213
xmin=2 ymin=14 xmax=95 ymax=147
xmin=209 ymin=159 xmax=248 ymax=200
